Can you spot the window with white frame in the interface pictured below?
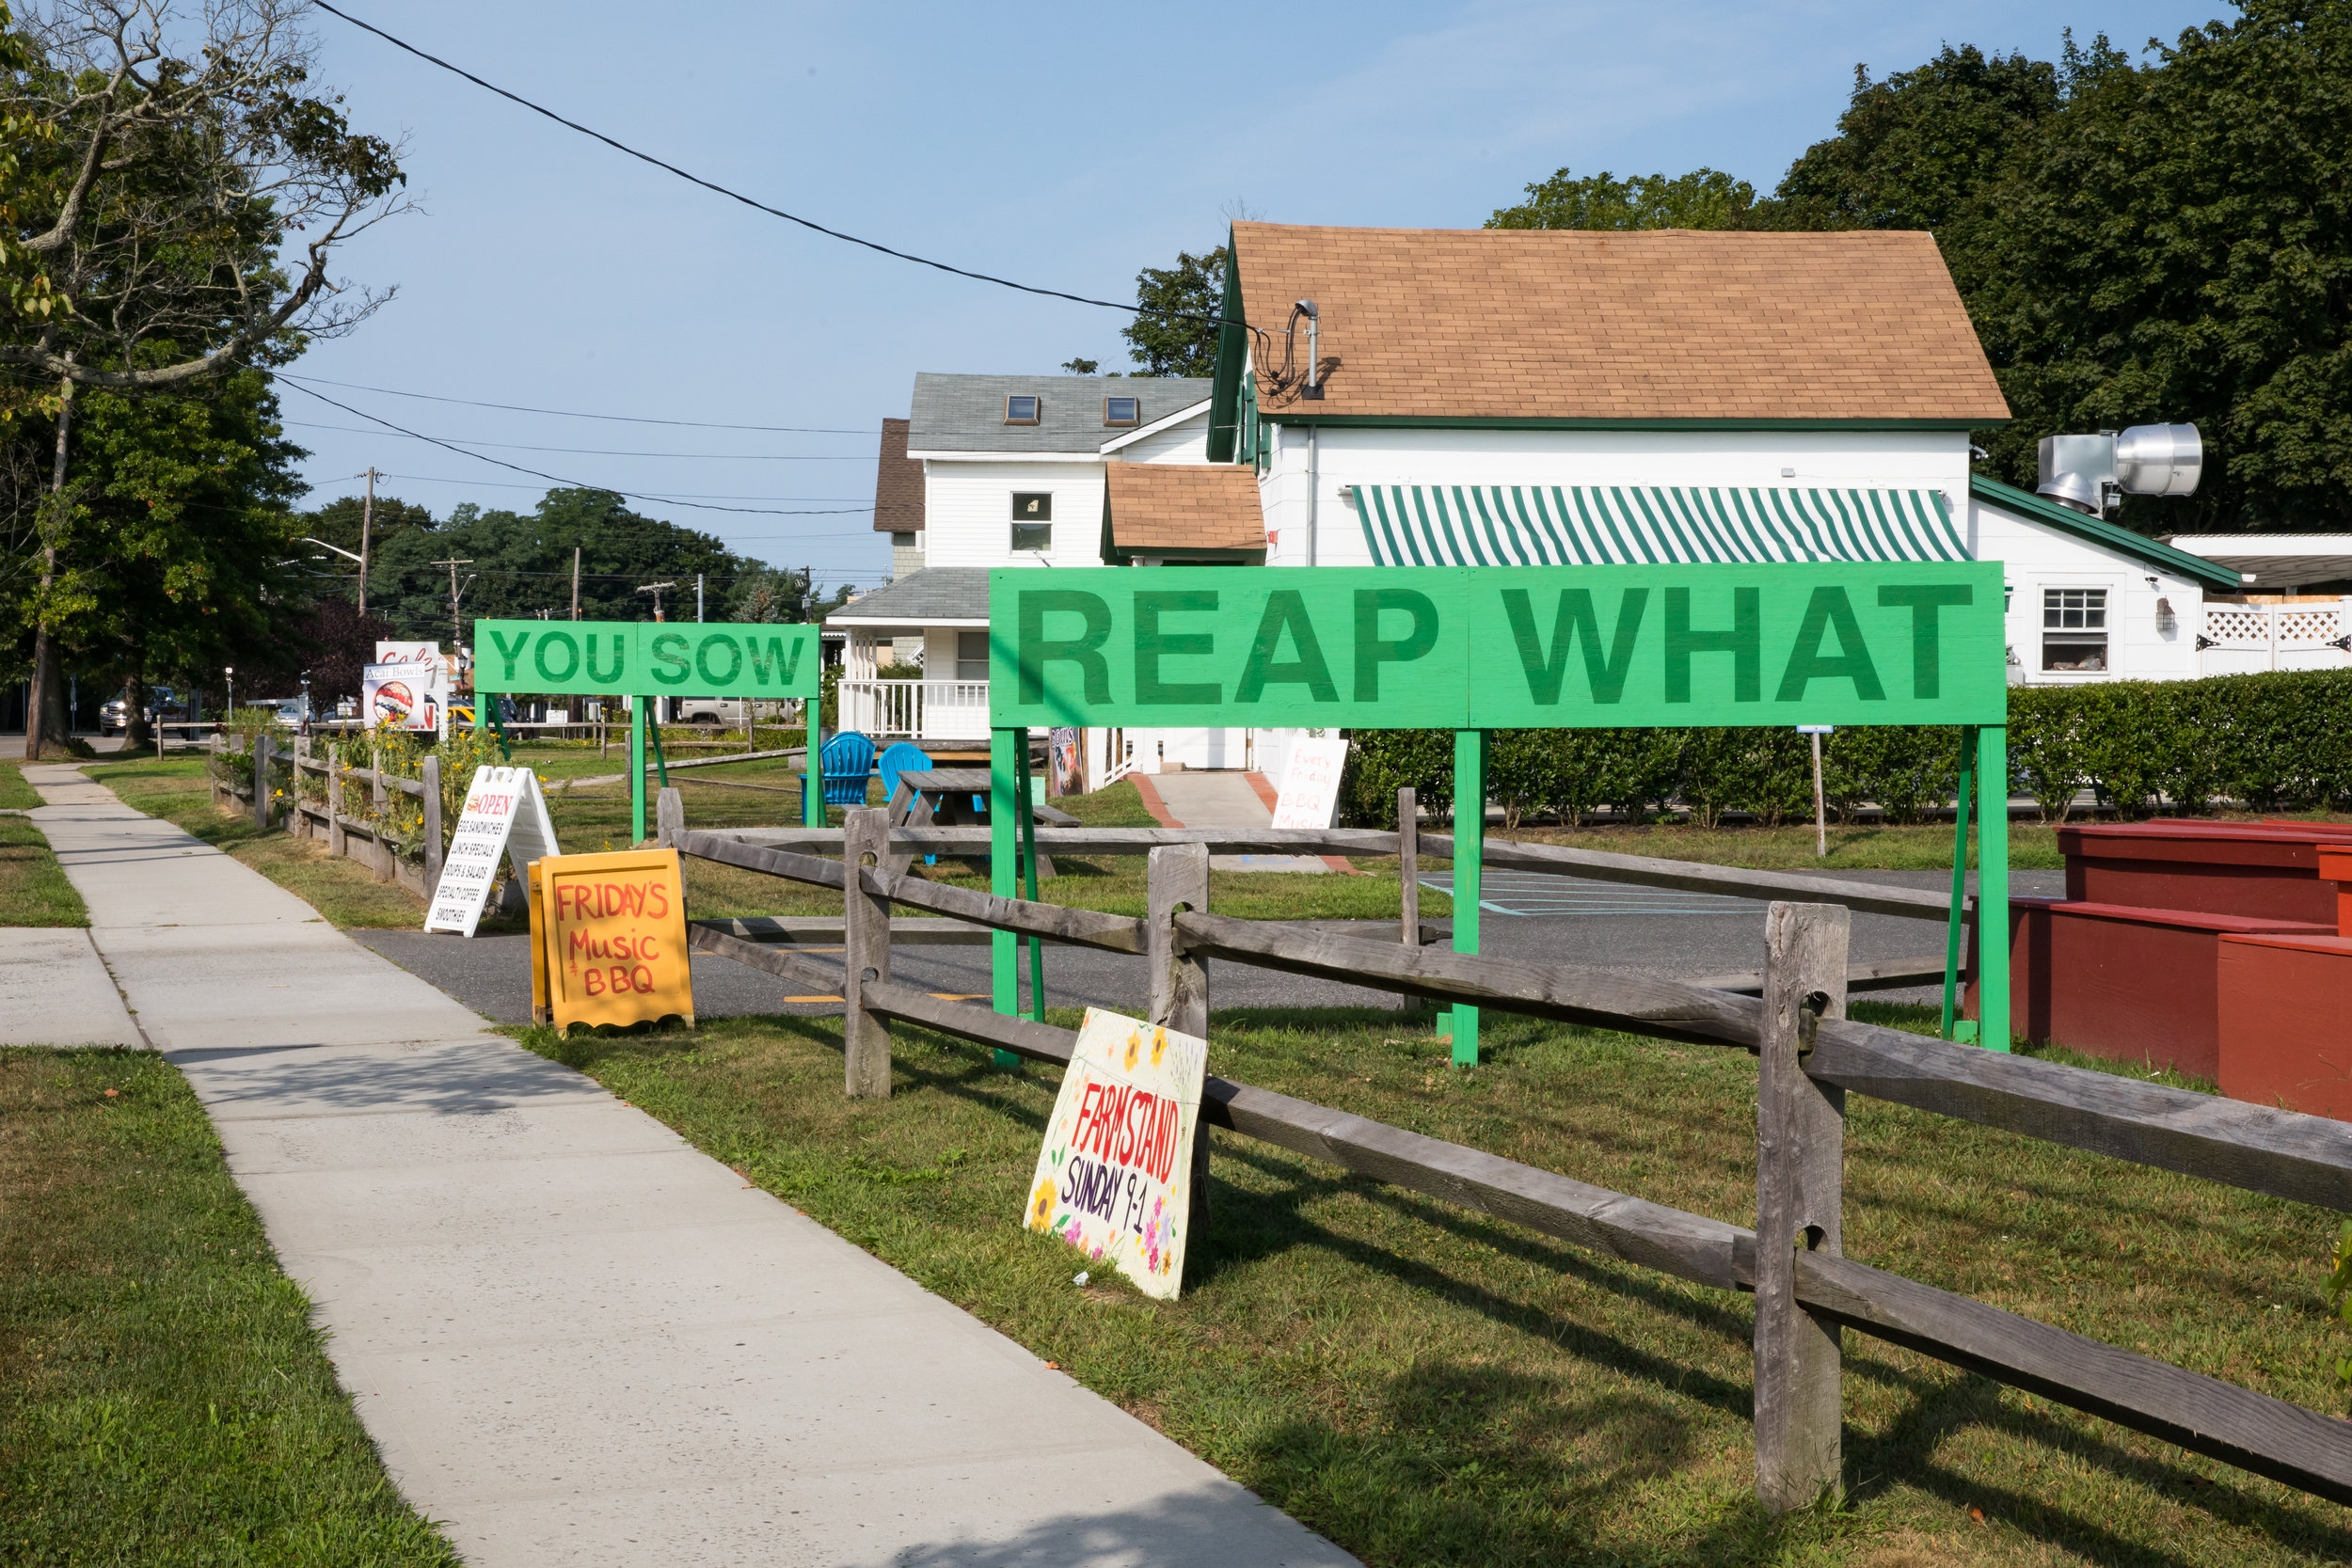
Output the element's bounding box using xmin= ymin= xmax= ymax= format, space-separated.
xmin=1010 ymin=491 xmax=1052 ymax=552
xmin=956 ymin=630 xmax=989 ymax=681
xmin=2042 ymin=588 xmax=2109 ymax=672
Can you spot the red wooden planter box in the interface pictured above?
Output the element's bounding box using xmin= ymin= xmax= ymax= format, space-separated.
xmin=2059 ymin=821 xmax=2352 ymax=926
xmin=1967 ymin=897 xmax=2333 ymax=1079
xmin=2217 ymin=932 xmax=2352 ymax=1120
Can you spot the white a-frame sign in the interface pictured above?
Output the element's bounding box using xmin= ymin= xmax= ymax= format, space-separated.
xmin=426 ymin=766 xmax=560 ymax=938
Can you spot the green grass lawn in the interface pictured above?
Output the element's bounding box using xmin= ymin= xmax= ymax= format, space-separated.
xmin=0 ymin=816 xmax=87 ymax=927
xmin=0 ymin=761 xmax=43 ymax=811
xmin=0 ymin=1047 xmax=457 ymax=1565
xmin=513 ymin=1002 xmax=2351 ymax=1567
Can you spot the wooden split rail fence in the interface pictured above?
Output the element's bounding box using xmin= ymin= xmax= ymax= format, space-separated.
xmin=661 ymin=801 xmax=2352 ymax=1513
xmin=212 ymin=731 xmax=457 ymax=900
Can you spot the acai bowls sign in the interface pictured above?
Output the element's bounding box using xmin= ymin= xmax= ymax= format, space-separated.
xmin=1025 ymin=1008 xmax=1207 ymax=1301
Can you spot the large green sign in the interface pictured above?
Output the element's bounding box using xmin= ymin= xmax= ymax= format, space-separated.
xmin=472 ymin=620 xmax=820 ymax=699
xmin=989 ymin=564 xmax=2005 ymax=728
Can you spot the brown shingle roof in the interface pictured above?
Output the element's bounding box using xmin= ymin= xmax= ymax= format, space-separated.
xmin=1104 ymin=464 xmax=1265 ymax=557
xmin=873 ymin=417 xmax=923 ymax=533
xmin=1230 ymin=223 xmax=2010 ymax=424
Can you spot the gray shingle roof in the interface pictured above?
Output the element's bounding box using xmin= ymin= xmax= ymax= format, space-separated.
xmin=825 ymin=568 xmax=991 ymax=626
xmin=910 ymin=372 xmax=1213 ymax=454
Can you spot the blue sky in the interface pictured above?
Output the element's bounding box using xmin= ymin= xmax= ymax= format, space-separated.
xmin=288 ymin=0 xmax=2230 ymax=596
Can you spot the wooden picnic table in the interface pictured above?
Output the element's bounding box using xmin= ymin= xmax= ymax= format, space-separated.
xmin=883 ymin=768 xmax=1075 ymax=874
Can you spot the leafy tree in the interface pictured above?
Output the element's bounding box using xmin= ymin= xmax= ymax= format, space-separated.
xmin=1486 ymin=167 xmax=1757 ymax=230
xmin=0 ymin=365 xmax=310 ymax=737
xmin=1956 ymin=8 xmax=2352 ymax=531
xmin=3 ymin=0 xmax=408 ymax=753
xmin=1769 ymin=46 xmax=2061 ymax=233
xmin=294 ymin=491 xmax=437 ymax=600
xmin=1059 ymin=356 xmax=1100 ymax=374
xmin=1120 ymin=246 xmax=1225 ymax=377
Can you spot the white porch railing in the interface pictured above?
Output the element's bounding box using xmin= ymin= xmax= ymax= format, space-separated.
xmin=1092 ymin=727 xmax=1139 ymax=791
xmin=2200 ymin=599 xmax=2352 ymax=675
xmin=837 ymin=679 xmax=990 ymax=741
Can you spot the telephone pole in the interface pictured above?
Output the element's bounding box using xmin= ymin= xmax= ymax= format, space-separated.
xmin=636 ymin=580 xmax=675 ymax=622
xmin=570 ymin=546 xmax=582 ymax=621
xmin=432 ymin=558 xmax=475 ymax=653
xmin=358 ymin=467 xmax=380 ymax=616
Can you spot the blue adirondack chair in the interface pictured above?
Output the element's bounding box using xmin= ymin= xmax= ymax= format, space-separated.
xmin=877 ymin=741 xmax=934 ymax=863
xmin=799 ymin=729 xmax=876 ymax=818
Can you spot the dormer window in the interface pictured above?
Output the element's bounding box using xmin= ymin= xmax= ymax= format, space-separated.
xmin=1004 ymin=395 xmax=1041 ymax=425
xmin=1104 ymin=396 xmax=1140 ymax=427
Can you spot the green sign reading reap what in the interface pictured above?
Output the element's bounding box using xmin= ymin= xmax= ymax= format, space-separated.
xmin=471 ymin=620 xmax=821 ymax=700
xmin=989 ymin=564 xmax=2006 ymax=729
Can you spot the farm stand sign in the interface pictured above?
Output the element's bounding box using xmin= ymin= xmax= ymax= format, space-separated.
xmin=1025 ymin=1007 xmax=1207 ymax=1301
xmin=988 ymin=563 xmax=2004 ymax=729
xmin=471 ymin=619 xmax=821 ymax=700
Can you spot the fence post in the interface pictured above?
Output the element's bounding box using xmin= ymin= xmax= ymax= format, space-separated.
xmin=370 ymin=742 xmax=391 ymax=882
xmin=209 ymin=731 xmax=223 ymax=808
xmin=1398 ymin=785 xmax=1419 ymax=946
xmin=656 ymin=785 xmax=685 ymax=847
xmin=1755 ymin=900 xmax=1851 ymax=1513
xmin=327 ymin=746 xmax=346 ymax=858
xmin=842 ymin=806 xmax=893 ymax=1099
xmin=1147 ymin=841 xmax=1210 ymax=1036
xmin=252 ymin=732 xmax=273 ymax=831
xmin=1148 ymin=839 xmax=1212 ymax=1223
xmin=422 ymin=753 xmax=444 ymax=895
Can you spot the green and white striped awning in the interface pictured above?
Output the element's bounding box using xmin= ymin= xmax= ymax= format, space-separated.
xmin=1351 ymin=485 xmax=1970 ymax=568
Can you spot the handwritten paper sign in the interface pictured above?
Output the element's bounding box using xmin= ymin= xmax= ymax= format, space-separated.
xmin=1024 ymin=1007 xmax=1207 ymax=1300
xmin=1271 ymin=736 xmax=1350 ymax=830
xmin=426 ymin=767 xmax=559 ymax=938
xmin=533 ymin=848 xmax=694 ymax=1031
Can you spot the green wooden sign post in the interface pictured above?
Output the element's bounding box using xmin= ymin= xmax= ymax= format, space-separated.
xmin=470 ymin=620 xmax=823 ymax=843
xmin=989 ymin=562 xmax=2014 ymax=1057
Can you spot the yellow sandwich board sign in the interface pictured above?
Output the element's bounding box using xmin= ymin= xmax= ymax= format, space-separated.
xmin=530 ymin=848 xmax=694 ymax=1031
xmin=1024 ymin=1007 xmax=1208 ymax=1300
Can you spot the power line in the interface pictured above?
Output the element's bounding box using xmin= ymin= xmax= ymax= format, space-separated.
xmin=281 ymin=380 xmax=873 ymax=517
xmin=310 ymin=3 xmax=1260 ymax=344
xmin=284 ymin=419 xmax=871 ymax=459
xmin=274 ymin=371 xmax=874 ymax=433
xmin=349 ymin=470 xmax=870 ymax=506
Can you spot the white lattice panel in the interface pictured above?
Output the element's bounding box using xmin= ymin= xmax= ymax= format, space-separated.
xmin=2202 ymin=604 xmax=2271 ymax=649
xmin=2278 ymin=606 xmax=2343 ymax=649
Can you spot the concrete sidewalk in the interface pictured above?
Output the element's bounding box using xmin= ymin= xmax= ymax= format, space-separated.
xmin=22 ymin=764 xmax=1354 ymax=1567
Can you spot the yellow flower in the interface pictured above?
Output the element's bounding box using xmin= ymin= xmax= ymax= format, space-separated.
xmin=1122 ymin=1031 xmax=1140 ymax=1071
xmin=1027 ymin=1176 xmax=1057 ymax=1231
xmin=1150 ymin=1028 xmax=1167 ymax=1067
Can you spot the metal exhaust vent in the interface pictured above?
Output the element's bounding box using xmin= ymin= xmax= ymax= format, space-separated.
xmin=2036 ymin=424 xmax=2201 ymax=515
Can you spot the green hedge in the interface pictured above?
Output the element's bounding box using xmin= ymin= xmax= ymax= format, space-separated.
xmin=1338 ymin=668 xmax=2352 ymax=827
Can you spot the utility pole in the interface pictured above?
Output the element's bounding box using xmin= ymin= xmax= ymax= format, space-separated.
xmin=696 ymin=572 xmax=705 ymax=623
xmin=570 ymin=546 xmax=581 ymax=621
xmin=358 ymin=467 xmax=380 ymax=617
xmin=432 ymin=558 xmax=476 ymax=654
xmin=636 ymin=580 xmax=675 ymax=622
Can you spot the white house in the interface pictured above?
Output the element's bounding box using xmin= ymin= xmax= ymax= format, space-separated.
xmin=838 ymin=224 xmax=2262 ymax=786
xmin=831 ymin=372 xmax=1256 ymax=767
xmin=1213 ymin=222 xmax=2238 ymax=705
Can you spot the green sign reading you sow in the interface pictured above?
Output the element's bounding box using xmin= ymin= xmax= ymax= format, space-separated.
xmin=990 ymin=563 xmax=2005 ymax=729
xmin=471 ymin=619 xmax=821 ymax=700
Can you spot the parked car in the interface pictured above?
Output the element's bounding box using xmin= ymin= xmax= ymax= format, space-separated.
xmin=99 ymin=686 xmax=182 ymax=734
xmin=672 ymin=696 xmax=749 ymax=725
xmin=262 ymin=696 xmax=310 ymax=727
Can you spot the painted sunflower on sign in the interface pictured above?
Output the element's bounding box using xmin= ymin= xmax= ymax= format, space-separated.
xmin=1150 ymin=1027 xmax=1168 ymax=1067
xmin=1027 ymin=1177 xmax=1057 ymax=1232
xmin=1122 ymin=1031 xmax=1141 ymax=1071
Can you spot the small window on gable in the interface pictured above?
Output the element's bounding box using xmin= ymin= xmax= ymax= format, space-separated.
xmin=1004 ymin=394 xmax=1041 ymax=424
xmin=1011 ymin=491 xmax=1052 ymax=553
xmin=1104 ymin=396 xmax=1140 ymax=426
